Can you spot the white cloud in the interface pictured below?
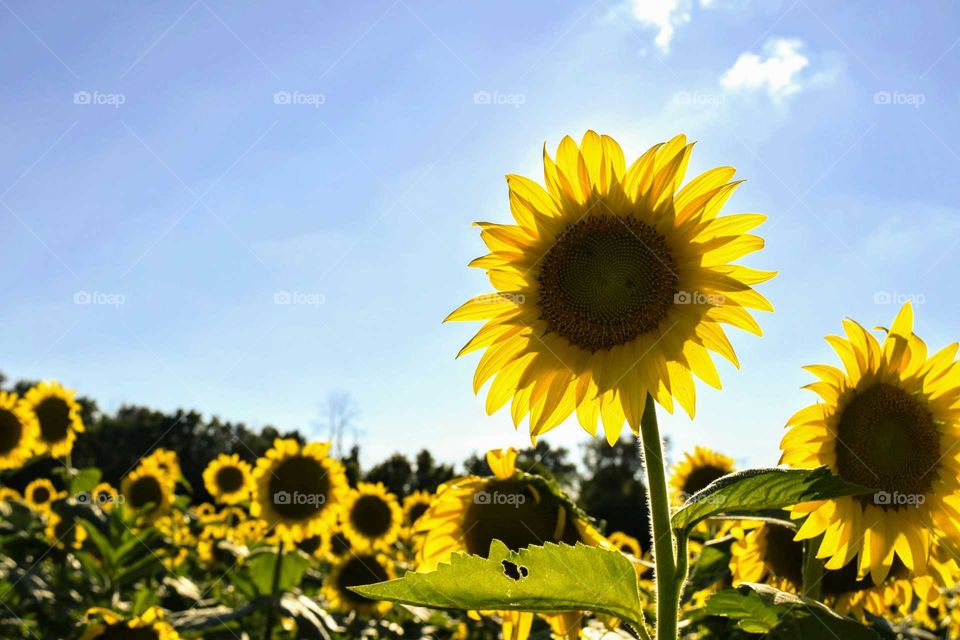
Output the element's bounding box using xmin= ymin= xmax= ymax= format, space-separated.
xmin=721 ymin=37 xmax=809 ymax=100
xmin=630 ymin=0 xmax=691 ymax=53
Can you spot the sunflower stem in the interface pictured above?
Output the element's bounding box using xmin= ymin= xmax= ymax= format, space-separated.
xmin=262 ymin=540 xmax=285 ymax=640
xmin=638 ymin=393 xmax=681 ymax=640
xmin=801 ymin=538 xmax=824 ymax=600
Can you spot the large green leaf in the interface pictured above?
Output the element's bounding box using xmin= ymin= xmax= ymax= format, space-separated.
xmin=672 ymin=467 xmax=872 ymax=534
xmin=247 ymin=549 xmax=310 ymax=595
xmin=70 ymin=467 xmax=102 ymax=496
xmin=706 ymin=583 xmax=879 ymax=639
xmin=353 ymin=541 xmax=646 ymax=629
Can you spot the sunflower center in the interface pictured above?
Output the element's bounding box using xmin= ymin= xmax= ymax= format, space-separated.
xmin=54 ymin=516 xmax=74 ymax=540
xmin=335 ymin=555 xmax=390 ymax=606
xmin=128 ymin=475 xmax=164 ymax=511
xmin=350 ymin=495 xmax=393 ymax=538
xmin=538 ymin=215 xmax=679 ymax=352
xmin=407 ymin=502 xmax=429 ymax=525
xmin=97 ymin=626 xmax=161 ymax=640
xmin=462 ymin=479 xmax=580 ymax=557
xmin=0 ymin=409 xmax=23 ymax=455
xmin=680 ymin=464 xmax=728 ymax=498
xmin=297 ymin=535 xmax=322 ymax=555
xmin=760 ymin=524 xmax=804 ymax=589
xmin=330 ymin=531 xmax=352 ymax=557
xmin=32 ymin=486 xmax=51 ymax=504
xmin=267 ymin=455 xmax=331 ymax=520
xmin=215 ymin=465 xmax=245 ymax=494
xmin=835 ymin=383 xmax=940 ymax=501
xmin=35 ymin=397 xmax=71 ymax=444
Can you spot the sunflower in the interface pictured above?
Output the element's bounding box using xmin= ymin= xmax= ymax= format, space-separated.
xmin=447 ymin=132 xmax=774 ymax=444
xmin=781 ymin=302 xmax=960 ymax=584
xmin=121 ymin=464 xmax=175 ymax=523
xmin=80 ymin=607 xmax=180 ymax=640
xmin=0 ymin=391 xmax=38 ymax=470
xmin=251 ymin=439 xmax=348 ymax=542
xmin=24 ymin=478 xmax=63 ymax=512
xmin=324 ymin=552 xmax=397 ymax=615
xmin=341 ymin=482 xmax=403 ymax=551
xmin=142 ymin=448 xmax=182 ymax=482
xmin=729 ymin=522 xmax=803 ymax=593
xmin=403 ymin=490 xmax=433 ymax=531
xmin=669 ymin=446 xmax=735 ymax=505
xmin=24 ymin=381 xmax=84 ymax=458
xmin=45 ymin=511 xmax=87 ymax=550
xmin=0 ymin=487 xmax=22 ymax=503
xmin=607 ymin=531 xmax=642 ymax=557
xmin=203 ymin=453 xmax=254 ymax=505
xmin=296 ymin=527 xmax=331 ymax=560
xmin=327 ymin=527 xmax=353 ymax=561
xmin=90 ymin=482 xmax=119 ymax=511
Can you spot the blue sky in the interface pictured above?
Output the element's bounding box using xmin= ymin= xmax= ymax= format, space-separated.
xmin=3 ymin=0 xmax=960 ymax=470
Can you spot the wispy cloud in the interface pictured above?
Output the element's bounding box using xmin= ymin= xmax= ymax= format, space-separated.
xmin=629 ymin=0 xmax=691 ymax=53
xmin=721 ymin=37 xmax=810 ymax=100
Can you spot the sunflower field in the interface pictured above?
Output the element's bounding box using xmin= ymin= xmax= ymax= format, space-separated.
xmin=4 ymin=132 xmax=960 ymax=640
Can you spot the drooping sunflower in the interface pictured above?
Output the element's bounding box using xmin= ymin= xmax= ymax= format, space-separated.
xmin=669 ymin=445 xmax=735 ymax=505
xmin=121 ymin=463 xmax=175 ymax=523
xmin=203 ymin=453 xmax=254 ymax=505
xmin=24 ymin=381 xmax=84 ymax=458
xmin=80 ymin=606 xmax=180 ymax=640
xmin=324 ymin=552 xmax=397 ymax=616
xmin=90 ymin=482 xmax=119 ymax=511
xmin=0 ymin=391 xmax=38 ymax=470
xmin=251 ymin=439 xmax=348 ymax=542
xmin=402 ymin=490 xmax=433 ymax=531
xmin=607 ymin=530 xmax=643 ymax=558
xmin=45 ymin=511 xmax=87 ymax=550
xmin=24 ymin=478 xmax=63 ymax=512
xmin=341 ymin=482 xmax=403 ymax=551
xmin=781 ymin=302 xmax=960 ymax=584
xmin=447 ymin=132 xmax=774 ymax=444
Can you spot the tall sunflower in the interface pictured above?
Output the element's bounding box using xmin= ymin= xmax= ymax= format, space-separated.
xmin=24 ymin=478 xmax=63 ymax=513
xmin=0 ymin=391 xmax=38 ymax=470
xmin=341 ymin=482 xmax=403 ymax=551
xmin=324 ymin=552 xmax=396 ymax=616
xmin=203 ymin=453 xmax=254 ymax=505
xmin=121 ymin=463 xmax=175 ymax=523
xmin=669 ymin=445 xmax=735 ymax=505
xmin=781 ymin=303 xmax=960 ymax=584
xmin=447 ymin=132 xmax=774 ymax=444
xmin=251 ymin=439 xmax=348 ymax=542
xmin=24 ymin=381 xmax=84 ymax=458
xmin=80 ymin=607 xmax=180 ymax=640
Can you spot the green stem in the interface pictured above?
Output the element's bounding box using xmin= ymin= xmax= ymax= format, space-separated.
xmin=262 ymin=541 xmax=285 ymax=640
xmin=638 ymin=393 xmax=680 ymax=640
xmin=801 ymin=538 xmax=823 ymax=600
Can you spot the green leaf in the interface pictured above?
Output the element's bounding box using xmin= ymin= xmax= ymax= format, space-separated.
xmin=684 ymin=539 xmax=732 ymax=597
xmin=706 ymin=583 xmax=880 ymax=639
xmin=70 ymin=467 xmax=102 ymax=496
xmin=672 ymin=467 xmax=872 ymax=535
xmin=353 ymin=541 xmax=646 ymax=629
xmin=78 ymin=520 xmax=115 ymax=566
xmin=246 ymin=550 xmax=311 ymax=595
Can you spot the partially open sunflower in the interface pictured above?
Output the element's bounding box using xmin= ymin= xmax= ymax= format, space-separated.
xmin=324 ymin=552 xmax=396 ymax=616
xmin=0 ymin=487 xmax=22 ymax=503
xmin=203 ymin=453 xmax=254 ymax=505
xmin=669 ymin=445 xmax=735 ymax=505
xmin=447 ymin=132 xmax=774 ymax=444
xmin=24 ymin=381 xmax=84 ymax=458
xmin=80 ymin=606 xmax=180 ymax=640
xmin=251 ymin=439 xmax=347 ymax=542
xmin=46 ymin=511 xmax=87 ymax=550
xmin=781 ymin=302 xmax=960 ymax=584
xmin=0 ymin=391 xmax=38 ymax=470
xmin=121 ymin=463 xmax=175 ymax=523
xmin=24 ymin=478 xmax=63 ymax=513
xmin=341 ymin=482 xmax=402 ymax=551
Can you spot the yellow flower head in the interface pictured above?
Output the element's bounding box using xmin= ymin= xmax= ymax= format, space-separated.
xmin=340 ymin=482 xmax=403 ymax=551
xmin=121 ymin=463 xmax=175 ymax=523
xmin=46 ymin=511 xmax=87 ymax=550
xmin=607 ymin=531 xmax=643 ymax=558
xmin=90 ymin=482 xmax=119 ymax=511
xmin=447 ymin=132 xmax=774 ymax=444
xmin=80 ymin=606 xmax=180 ymax=640
xmin=402 ymin=490 xmax=433 ymax=532
xmin=250 ymin=439 xmax=348 ymax=543
xmin=203 ymin=453 xmax=254 ymax=505
xmin=0 ymin=391 xmax=39 ymax=470
xmin=142 ymin=448 xmax=182 ymax=482
xmin=24 ymin=381 xmax=84 ymax=458
xmin=323 ymin=552 xmax=396 ymax=616
xmin=669 ymin=445 xmax=735 ymax=506
xmin=781 ymin=302 xmax=960 ymax=585
xmin=24 ymin=478 xmax=63 ymax=513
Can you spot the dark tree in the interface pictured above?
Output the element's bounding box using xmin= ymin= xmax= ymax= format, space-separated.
xmin=365 ymin=453 xmax=413 ymax=496
xmin=412 ymin=449 xmax=455 ymax=493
